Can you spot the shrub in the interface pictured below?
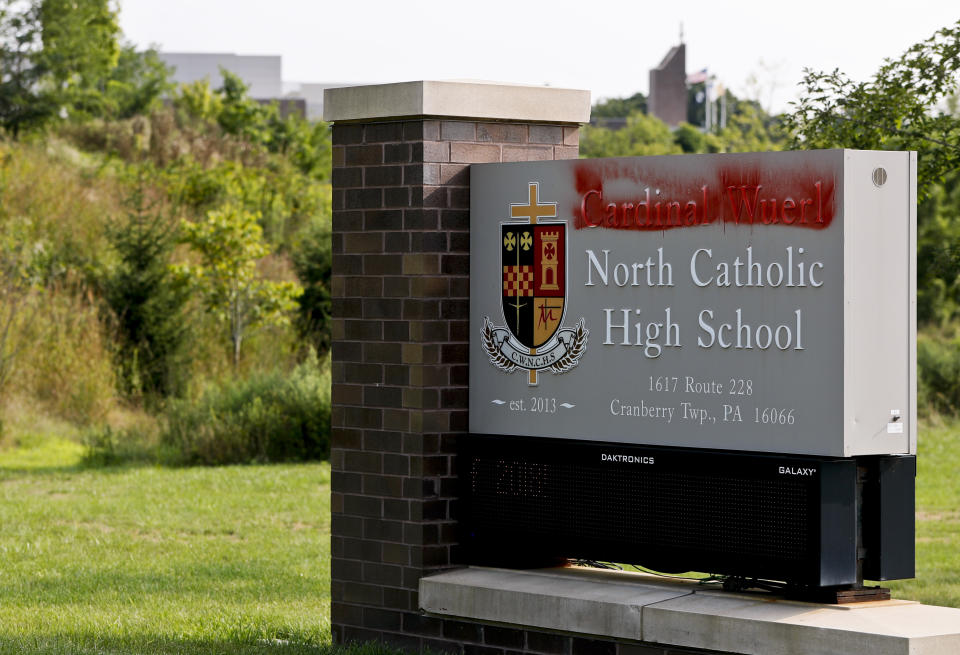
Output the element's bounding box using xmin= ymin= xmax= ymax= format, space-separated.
xmin=81 ymin=423 xmax=157 ymax=466
xmin=161 ymin=352 xmax=330 ymax=465
xmin=292 ymin=219 xmax=332 ymax=356
xmin=918 ymin=327 xmax=960 ymax=416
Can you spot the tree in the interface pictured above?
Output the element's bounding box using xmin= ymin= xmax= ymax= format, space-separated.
xmin=101 ymin=43 xmax=171 ymax=119
xmin=0 ymin=1 xmax=54 ymax=135
xmin=174 ymin=77 xmax=223 ymax=124
xmin=2 ymin=1 xmax=163 ymax=132
xmin=716 ymin=99 xmax=785 ymax=152
xmin=216 ymin=69 xmax=270 ymax=143
xmin=266 ymin=110 xmax=332 ymax=181
xmin=179 ymin=203 xmax=302 ymax=368
xmin=291 ymin=220 xmax=332 ymax=356
xmin=784 ymin=19 xmax=960 ymax=199
xmin=103 ymin=169 xmax=190 ymax=397
xmin=580 ymin=111 xmax=681 ymax=158
xmin=591 ymin=91 xmax=647 ymax=118
xmin=673 ymin=122 xmax=708 ymax=153
xmin=38 ymin=0 xmax=120 ymax=119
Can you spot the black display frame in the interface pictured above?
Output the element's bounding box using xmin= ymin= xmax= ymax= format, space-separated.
xmin=460 ymin=434 xmax=914 ymax=589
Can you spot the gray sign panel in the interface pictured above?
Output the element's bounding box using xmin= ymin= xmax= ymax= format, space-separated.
xmin=469 ymin=150 xmax=916 ymax=457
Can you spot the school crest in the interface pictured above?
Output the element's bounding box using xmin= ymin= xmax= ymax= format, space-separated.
xmin=483 ymin=182 xmax=588 ymax=385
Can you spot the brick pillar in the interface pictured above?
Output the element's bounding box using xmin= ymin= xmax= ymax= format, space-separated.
xmin=324 ymin=81 xmax=590 ymax=651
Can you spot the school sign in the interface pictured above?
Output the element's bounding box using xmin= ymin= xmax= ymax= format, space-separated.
xmin=469 ymin=150 xmax=917 ymax=458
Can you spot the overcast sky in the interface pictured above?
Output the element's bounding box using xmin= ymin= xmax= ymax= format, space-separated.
xmin=118 ymin=1 xmax=959 ymax=114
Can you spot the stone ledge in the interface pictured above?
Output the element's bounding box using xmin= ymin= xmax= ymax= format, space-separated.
xmin=323 ymin=80 xmax=591 ymax=124
xmin=419 ymin=565 xmax=688 ymax=641
xmin=419 ymin=566 xmax=960 ymax=655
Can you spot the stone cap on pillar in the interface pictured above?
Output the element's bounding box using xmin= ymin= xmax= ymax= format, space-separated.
xmin=322 ymin=80 xmax=591 ymax=124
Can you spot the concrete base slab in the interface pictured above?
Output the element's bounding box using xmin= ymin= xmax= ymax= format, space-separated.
xmin=420 ymin=566 xmax=960 ymax=655
xmin=419 ymin=566 xmax=690 ymax=641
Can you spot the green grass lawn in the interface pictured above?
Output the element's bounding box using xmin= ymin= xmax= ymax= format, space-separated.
xmin=0 ymin=422 xmax=957 ymax=654
xmin=0 ymin=438 xmax=398 ymax=655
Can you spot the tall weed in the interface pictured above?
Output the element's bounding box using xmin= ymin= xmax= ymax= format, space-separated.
xmin=0 ymin=139 xmax=119 ymax=283
xmin=15 ymin=285 xmax=116 ymax=424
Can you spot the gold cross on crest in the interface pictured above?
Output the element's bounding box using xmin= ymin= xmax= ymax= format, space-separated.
xmin=510 ymin=182 xmax=557 ymax=225
xmin=508 ymin=182 xmax=558 ymax=387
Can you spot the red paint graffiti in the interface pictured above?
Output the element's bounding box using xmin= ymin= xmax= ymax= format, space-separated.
xmin=572 ymin=161 xmax=836 ymax=231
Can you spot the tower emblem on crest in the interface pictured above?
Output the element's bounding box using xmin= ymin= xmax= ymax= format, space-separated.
xmin=482 ymin=182 xmax=588 ymax=385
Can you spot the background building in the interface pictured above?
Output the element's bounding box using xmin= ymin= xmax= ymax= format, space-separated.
xmin=159 ymin=52 xmax=283 ymax=98
xmin=648 ymin=43 xmax=687 ymax=127
xmin=160 ymin=52 xmax=357 ymax=120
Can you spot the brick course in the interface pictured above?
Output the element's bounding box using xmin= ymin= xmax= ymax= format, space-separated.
xmin=330 ymin=117 xmax=732 ymax=655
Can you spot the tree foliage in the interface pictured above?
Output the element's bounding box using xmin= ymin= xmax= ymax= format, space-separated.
xmin=102 ymin=44 xmax=172 ymax=119
xmin=1 ymin=0 xmax=168 ymax=132
xmin=591 ymin=91 xmax=647 ymax=118
xmin=215 ymin=69 xmax=266 ymax=142
xmin=917 ymin=167 xmax=960 ymax=325
xmin=292 ymin=220 xmax=332 ymax=356
xmin=715 ymin=98 xmax=784 ymax=152
xmin=0 ymin=1 xmax=53 ymax=135
xmin=179 ymin=203 xmax=302 ymax=368
xmin=103 ymin=169 xmax=189 ymax=398
xmin=175 ymin=71 xmax=331 ymax=181
xmin=673 ymin=122 xmax=708 ymax=153
xmin=175 ymin=78 xmax=223 ymax=124
xmin=38 ymin=0 xmax=120 ymax=119
xmin=580 ymin=111 xmax=681 ymax=158
xmin=784 ymin=19 xmax=960 ymax=199
xmin=582 ymin=88 xmax=783 ymax=158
